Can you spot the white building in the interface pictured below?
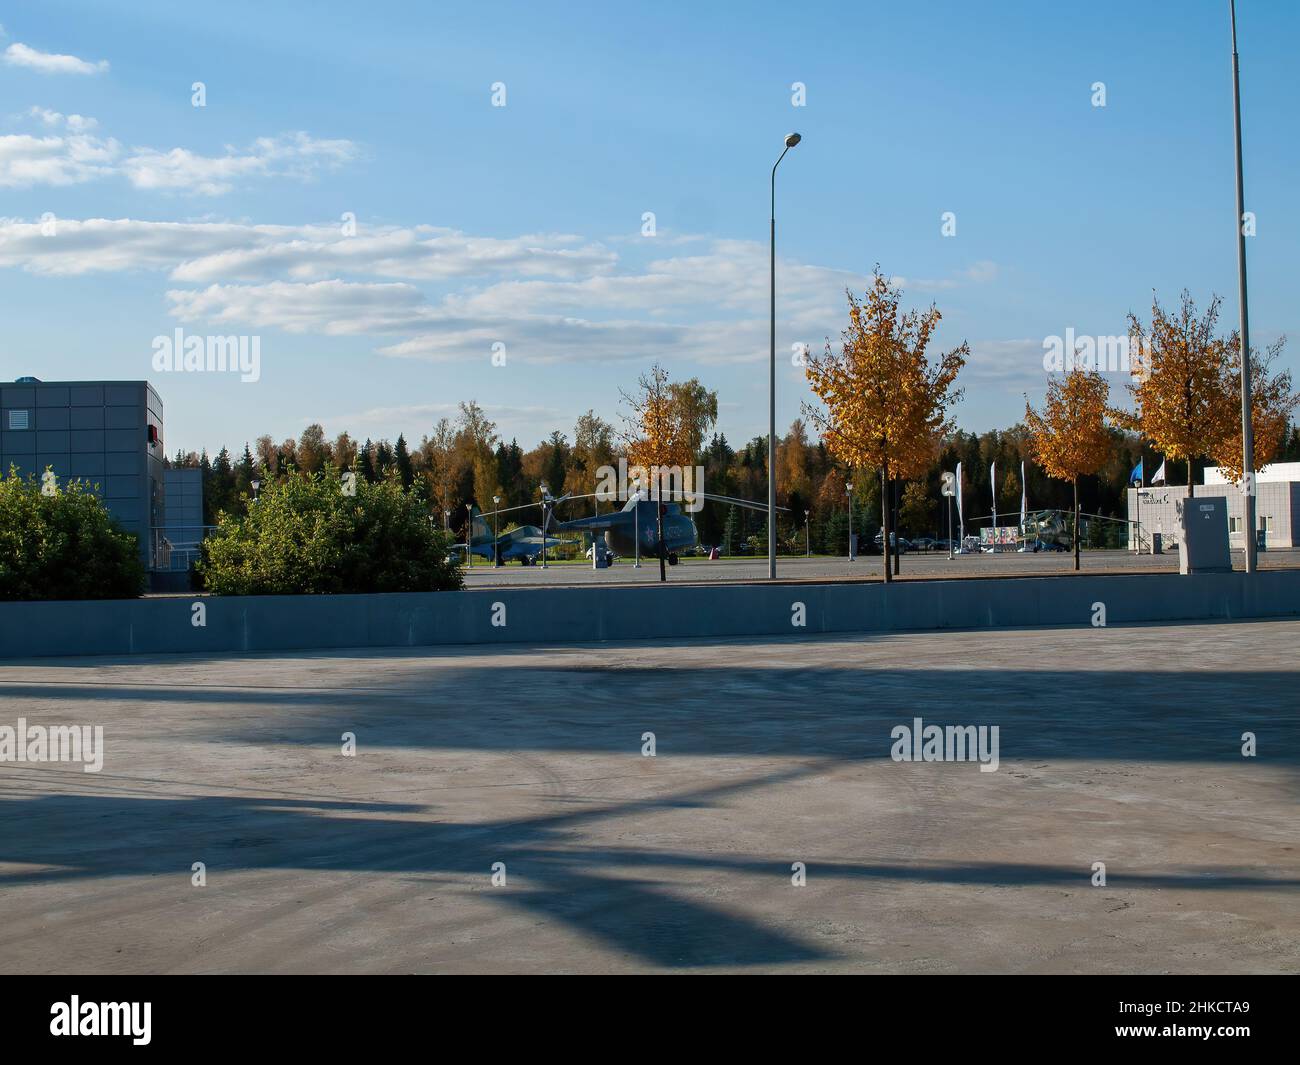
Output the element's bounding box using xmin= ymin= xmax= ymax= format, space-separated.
xmin=1128 ymin=462 xmax=1300 ymax=550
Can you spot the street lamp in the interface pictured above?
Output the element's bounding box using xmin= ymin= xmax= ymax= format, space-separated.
xmin=539 ymin=483 xmax=551 ymax=569
xmin=846 ymin=480 xmax=855 ymax=561
xmin=769 ymin=131 xmax=801 ymax=581
xmin=492 ymin=495 xmax=501 ymax=566
xmin=1230 ymin=0 xmax=1257 ymax=574
xmin=632 ymin=475 xmax=642 ymax=568
xmin=250 ymin=478 xmax=260 ymax=504
xmin=465 ymin=501 xmax=474 ymax=567
xmin=805 ymin=509 xmax=811 ymax=558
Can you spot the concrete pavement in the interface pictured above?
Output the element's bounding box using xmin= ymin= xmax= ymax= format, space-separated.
xmin=1 ymin=618 xmax=1297 ymax=973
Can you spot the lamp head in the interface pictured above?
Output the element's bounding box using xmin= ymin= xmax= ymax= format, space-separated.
xmin=784 ymin=132 xmax=802 ymax=149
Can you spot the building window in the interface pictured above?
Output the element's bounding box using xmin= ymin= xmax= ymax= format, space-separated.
xmin=1259 ymin=515 xmax=1273 ymax=532
xmin=1229 ymin=516 xmax=1241 ymax=533
xmin=6 ymin=409 xmax=30 ymax=430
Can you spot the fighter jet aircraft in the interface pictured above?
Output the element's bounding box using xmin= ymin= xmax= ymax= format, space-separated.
xmin=457 ymin=504 xmax=569 ymax=565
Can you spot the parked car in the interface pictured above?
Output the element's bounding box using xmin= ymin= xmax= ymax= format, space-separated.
xmin=1031 ymin=539 xmax=1068 ymax=552
xmin=911 ymin=537 xmax=936 ymax=552
xmin=873 ymin=532 xmax=911 ymax=553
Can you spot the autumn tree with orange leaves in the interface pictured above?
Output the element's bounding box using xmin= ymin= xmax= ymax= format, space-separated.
xmin=1025 ymin=366 xmax=1112 ymax=571
xmin=620 ymin=364 xmax=713 ymax=581
xmin=1213 ymin=335 xmax=1297 ymax=484
xmin=803 ymin=268 xmax=967 ymax=582
xmin=1123 ymin=292 xmax=1235 ymax=498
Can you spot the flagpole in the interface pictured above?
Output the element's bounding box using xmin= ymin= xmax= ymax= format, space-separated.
xmin=1135 ymin=462 xmax=1142 ymax=554
xmin=991 ymin=460 xmax=997 ymax=554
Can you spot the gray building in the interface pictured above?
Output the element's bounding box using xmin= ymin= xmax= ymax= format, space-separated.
xmin=1128 ymin=462 xmax=1300 ymax=550
xmin=1 ymin=378 xmax=165 ymax=565
xmin=158 ymin=467 xmax=205 ymax=574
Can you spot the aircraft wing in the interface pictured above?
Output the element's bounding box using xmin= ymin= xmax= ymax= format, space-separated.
xmin=554 ymin=512 xmax=629 ymax=532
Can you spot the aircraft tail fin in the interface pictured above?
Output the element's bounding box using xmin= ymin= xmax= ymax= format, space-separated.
xmin=469 ymin=504 xmax=493 ymax=545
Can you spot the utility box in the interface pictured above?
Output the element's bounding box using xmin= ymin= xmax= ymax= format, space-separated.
xmin=1151 ymin=532 xmax=1162 ymax=555
xmin=1176 ymin=496 xmax=1231 ymax=574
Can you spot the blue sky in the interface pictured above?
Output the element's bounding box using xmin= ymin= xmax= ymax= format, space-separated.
xmin=1 ymin=0 xmax=1295 ymax=456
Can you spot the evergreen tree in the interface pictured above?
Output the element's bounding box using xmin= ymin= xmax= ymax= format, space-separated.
xmin=358 ymin=440 xmax=376 ymax=483
xmin=394 ymin=434 xmax=414 ymax=489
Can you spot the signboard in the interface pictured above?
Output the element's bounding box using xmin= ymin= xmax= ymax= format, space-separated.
xmin=979 ymin=526 xmax=1020 ymax=547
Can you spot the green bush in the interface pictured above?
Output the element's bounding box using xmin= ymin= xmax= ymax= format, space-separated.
xmin=198 ymin=467 xmax=462 ymax=595
xmin=0 ymin=466 xmax=145 ymax=600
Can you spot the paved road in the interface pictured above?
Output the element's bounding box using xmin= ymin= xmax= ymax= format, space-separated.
xmin=1 ymin=617 xmax=1296 ymax=973
xmin=461 ymin=547 xmax=1300 ymax=587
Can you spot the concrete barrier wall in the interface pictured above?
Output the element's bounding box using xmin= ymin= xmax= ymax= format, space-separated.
xmin=2 ymin=571 xmax=1299 ymax=659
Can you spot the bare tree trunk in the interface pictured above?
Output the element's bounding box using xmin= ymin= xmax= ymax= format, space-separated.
xmin=1073 ymin=477 xmax=1081 ymax=571
xmin=881 ymin=461 xmax=892 ymax=584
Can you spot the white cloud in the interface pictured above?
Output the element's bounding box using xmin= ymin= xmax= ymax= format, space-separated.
xmin=0 ymin=218 xmax=615 ymax=281
xmin=4 ymin=42 xmax=108 ymax=75
xmin=170 ymin=225 xmax=616 ymax=282
xmin=163 ymin=278 xmax=773 ymax=366
xmin=123 ymin=132 xmax=359 ymax=196
xmin=0 ymin=207 xmax=998 ymax=374
xmin=166 ymin=280 xmax=436 ymax=335
xmin=0 ymin=119 xmax=358 ymax=194
xmin=0 ymin=132 xmax=120 ymax=187
xmin=27 ymin=106 xmax=97 ymax=131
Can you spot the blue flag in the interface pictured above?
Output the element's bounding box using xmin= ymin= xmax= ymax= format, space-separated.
xmin=1129 ymin=458 xmax=1143 ymax=485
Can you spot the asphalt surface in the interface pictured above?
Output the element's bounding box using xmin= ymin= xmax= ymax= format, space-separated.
xmin=1 ymin=617 xmax=1296 ymax=973
xmin=460 ymin=547 xmax=1300 ymax=587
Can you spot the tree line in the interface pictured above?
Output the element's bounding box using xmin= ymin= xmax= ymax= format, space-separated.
xmin=171 ymin=277 xmax=1298 ymax=560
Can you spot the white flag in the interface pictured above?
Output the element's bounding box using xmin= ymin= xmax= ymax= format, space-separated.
xmin=1152 ymin=460 xmax=1167 ymax=486
xmin=955 ymin=461 xmax=964 ymax=540
xmin=1020 ymin=461 xmax=1027 ymax=528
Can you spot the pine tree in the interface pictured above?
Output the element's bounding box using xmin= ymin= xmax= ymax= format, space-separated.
xmin=358 ymin=440 xmax=376 ymax=483
xmin=394 ymin=434 xmax=414 ymax=489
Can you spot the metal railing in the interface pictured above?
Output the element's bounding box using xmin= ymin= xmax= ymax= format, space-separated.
xmin=151 ymin=525 xmax=218 ymax=571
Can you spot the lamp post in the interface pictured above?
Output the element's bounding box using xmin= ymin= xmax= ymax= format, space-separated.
xmin=632 ymin=475 xmax=642 ymax=568
xmin=805 ymin=509 xmax=810 ymax=558
xmin=492 ymin=495 xmax=501 ymax=566
xmin=846 ymin=480 xmax=855 ymax=561
xmin=443 ymin=509 xmax=450 ymax=532
xmin=465 ymin=501 xmax=474 ymax=567
xmin=769 ymin=131 xmax=801 ymax=581
xmin=1230 ymin=0 xmax=1257 ymax=574
xmin=250 ymin=478 xmax=260 ymax=504
xmin=539 ymin=483 xmax=551 ymax=569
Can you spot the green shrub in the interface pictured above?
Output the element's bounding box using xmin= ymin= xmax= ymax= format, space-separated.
xmin=198 ymin=467 xmax=462 ymax=595
xmin=0 ymin=466 xmax=145 ymax=600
